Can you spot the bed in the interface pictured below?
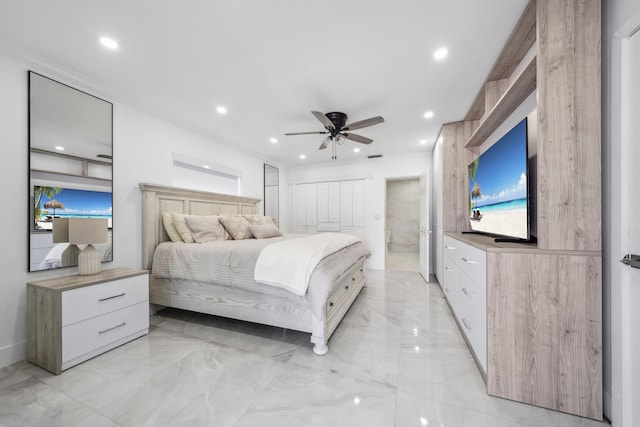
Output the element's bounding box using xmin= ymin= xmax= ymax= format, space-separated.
xmin=139 ymin=183 xmax=370 ymax=355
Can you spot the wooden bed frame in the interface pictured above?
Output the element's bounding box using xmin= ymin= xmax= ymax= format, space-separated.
xmin=139 ymin=183 xmax=367 ymax=355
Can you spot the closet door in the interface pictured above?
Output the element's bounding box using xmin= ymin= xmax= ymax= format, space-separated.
xmin=340 ymin=181 xmax=353 ymax=227
xmin=352 ymin=180 xmax=366 ymax=227
xmin=328 ymin=182 xmax=341 ymax=222
xmin=305 ymin=183 xmax=317 ymax=229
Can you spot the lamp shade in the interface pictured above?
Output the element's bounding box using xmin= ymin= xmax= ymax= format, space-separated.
xmin=52 ymin=217 xmax=70 ymax=243
xmin=68 ymin=218 xmax=108 ymax=245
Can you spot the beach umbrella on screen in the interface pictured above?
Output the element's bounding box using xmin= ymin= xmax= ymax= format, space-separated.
xmin=471 ymin=182 xmax=481 ymax=210
xmin=44 ymin=200 xmax=64 ymax=215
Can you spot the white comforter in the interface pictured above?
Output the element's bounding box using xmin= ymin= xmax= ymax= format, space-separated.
xmin=253 ymin=232 xmax=361 ymax=296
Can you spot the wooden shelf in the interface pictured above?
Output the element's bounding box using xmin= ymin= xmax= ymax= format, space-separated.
xmin=465 ymin=55 xmax=536 ymax=148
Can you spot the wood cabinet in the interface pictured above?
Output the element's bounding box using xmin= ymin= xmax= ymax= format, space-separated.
xmin=27 ymin=268 xmax=149 ymax=374
xmin=437 ymin=0 xmax=602 ymax=420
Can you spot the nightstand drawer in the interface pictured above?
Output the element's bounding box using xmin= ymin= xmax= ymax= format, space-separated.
xmin=62 ymin=301 xmax=149 ymax=364
xmin=62 ymin=274 xmax=148 ymax=326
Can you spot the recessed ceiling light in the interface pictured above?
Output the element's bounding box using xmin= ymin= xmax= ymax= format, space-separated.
xmin=216 ymin=106 xmax=227 ymax=114
xmin=423 ymin=111 xmax=434 ymax=119
xmin=353 ymin=148 xmax=360 ymax=153
xmin=269 ymin=137 xmax=278 ymax=144
xmin=299 ymin=154 xmax=306 ymax=159
xmin=55 ymin=146 xmax=64 ymax=151
xmin=99 ymin=37 xmax=119 ymax=50
xmin=433 ymin=47 xmax=448 ymax=61
xmin=420 ymin=140 xmax=427 ymax=145
xmin=203 ymin=165 xmax=210 ymax=169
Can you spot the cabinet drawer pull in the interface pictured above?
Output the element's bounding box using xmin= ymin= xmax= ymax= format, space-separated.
xmin=461 ymin=318 xmax=472 ymax=330
xmin=98 ymin=292 xmax=125 ymax=302
xmin=461 ymin=257 xmax=478 ymax=264
xmin=329 ymin=301 xmax=334 ymax=308
xmin=461 ymin=287 xmax=471 ymax=296
xmin=445 ymin=267 xmax=454 ymax=272
xmin=98 ymin=322 xmax=126 ymax=334
xmin=352 ymin=277 xmax=356 ymax=281
xmin=445 ymin=245 xmax=456 ymax=250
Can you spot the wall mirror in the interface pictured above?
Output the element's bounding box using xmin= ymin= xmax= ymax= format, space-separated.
xmin=264 ymin=164 xmax=279 ymax=226
xmin=28 ymin=71 xmax=113 ymax=272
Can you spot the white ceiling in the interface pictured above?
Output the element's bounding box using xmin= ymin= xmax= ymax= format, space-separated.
xmin=0 ymin=0 xmax=529 ymax=168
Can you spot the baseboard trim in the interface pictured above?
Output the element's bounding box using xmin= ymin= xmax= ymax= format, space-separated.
xmin=0 ymin=340 xmax=26 ymax=369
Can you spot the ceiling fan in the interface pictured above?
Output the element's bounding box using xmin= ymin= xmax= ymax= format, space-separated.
xmin=285 ymin=111 xmax=384 ymax=159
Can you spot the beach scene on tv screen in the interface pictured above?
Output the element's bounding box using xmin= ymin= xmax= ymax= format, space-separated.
xmin=468 ymin=120 xmax=527 ymax=239
xmin=34 ymin=186 xmax=112 ymax=230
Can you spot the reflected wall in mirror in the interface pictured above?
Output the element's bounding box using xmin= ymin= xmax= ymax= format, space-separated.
xmin=264 ymin=164 xmax=279 ymax=226
xmin=29 ymin=71 xmax=113 ymax=272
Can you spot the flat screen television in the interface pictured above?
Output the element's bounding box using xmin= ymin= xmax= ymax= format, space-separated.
xmin=467 ymin=118 xmax=531 ymax=242
xmin=33 ymin=186 xmax=112 ymax=231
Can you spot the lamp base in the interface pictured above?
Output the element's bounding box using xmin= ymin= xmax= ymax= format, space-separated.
xmin=78 ymin=244 xmax=101 ymax=275
xmin=61 ymin=244 xmax=81 ymax=267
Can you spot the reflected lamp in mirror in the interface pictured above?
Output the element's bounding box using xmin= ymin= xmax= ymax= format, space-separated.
xmin=52 ymin=218 xmax=80 ymax=267
xmin=68 ymin=218 xmax=108 ymax=275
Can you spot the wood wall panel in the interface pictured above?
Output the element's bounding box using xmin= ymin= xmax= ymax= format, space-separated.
xmin=442 ymin=121 xmax=475 ymax=233
xmin=486 ymin=251 xmax=602 ymax=419
xmin=536 ymin=0 xmax=601 ymax=251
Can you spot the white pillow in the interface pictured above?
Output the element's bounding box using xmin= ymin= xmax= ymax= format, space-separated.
xmin=219 ymin=215 xmax=253 ymax=240
xmin=162 ymin=212 xmax=183 ymax=242
xmin=185 ymin=215 xmax=228 ymax=243
xmin=170 ymin=212 xmax=195 ymax=243
xmin=249 ymin=224 xmax=283 ymax=239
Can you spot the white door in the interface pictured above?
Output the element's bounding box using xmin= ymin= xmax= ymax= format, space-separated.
xmin=618 ymin=28 xmax=640 ymax=426
xmin=419 ymin=175 xmax=431 ymax=282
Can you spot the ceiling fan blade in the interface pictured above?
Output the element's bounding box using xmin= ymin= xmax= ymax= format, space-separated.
xmin=284 ymin=131 xmax=329 ymax=136
xmin=342 ymin=133 xmax=373 ymax=144
xmin=318 ymin=137 xmax=331 ymax=150
xmin=312 ymin=111 xmax=336 ymax=130
xmin=343 ymin=116 xmax=384 ymax=131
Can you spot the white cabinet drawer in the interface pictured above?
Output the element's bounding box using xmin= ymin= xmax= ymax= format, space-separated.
xmin=444 ymin=236 xmax=486 ymax=288
xmin=62 ymin=301 xmax=149 ymax=363
xmin=62 ymin=275 xmax=148 ymax=327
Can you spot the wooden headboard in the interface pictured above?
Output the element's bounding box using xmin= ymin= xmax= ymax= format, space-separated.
xmin=139 ymin=183 xmax=261 ymax=270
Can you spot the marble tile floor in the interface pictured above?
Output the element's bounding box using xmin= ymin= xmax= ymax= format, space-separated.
xmin=0 ymin=270 xmax=610 ymax=427
xmin=386 ymin=250 xmax=420 ymax=272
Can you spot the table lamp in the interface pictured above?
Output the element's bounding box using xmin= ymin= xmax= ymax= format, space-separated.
xmin=52 ymin=218 xmax=80 ymax=267
xmin=68 ymin=218 xmax=108 ymax=275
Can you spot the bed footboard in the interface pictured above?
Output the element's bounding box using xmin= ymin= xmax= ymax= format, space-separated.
xmin=311 ymin=257 xmax=367 ymax=355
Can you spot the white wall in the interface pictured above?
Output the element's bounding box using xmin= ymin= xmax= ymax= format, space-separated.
xmin=0 ymin=50 xmax=285 ymax=368
xmin=288 ymin=152 xmax=431 ymax=270
xmin=603 ymin=0 xmax=640 ymax=423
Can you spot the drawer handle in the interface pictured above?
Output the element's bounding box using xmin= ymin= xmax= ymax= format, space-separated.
xmin=352 ymin=277 xmax=356 ymax=281
xmin=98 ymin=292 xmax=126 ymax=302
xmin=461 ymin=287 xmax=471 ymax=296
xmin=445 ymin=245 xmax=456 ymax=250
xmin=98 ymin=322 xmax=126 ymax=334
xmin=445 ymin=267 xmax=454 ymax=272
xmin=345 ymin=285 xmax=350 ymax=290
xmin=461 ymin=257 xmax=478 ymax=264
xmin=329 ymin=301 xmax=334 ymax=308
xmin=461 ymin=318 xmax=472 ymax=330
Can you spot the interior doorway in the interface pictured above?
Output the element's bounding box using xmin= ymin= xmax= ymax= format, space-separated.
xmin=385 ymin=178 xmax=421 ymax=272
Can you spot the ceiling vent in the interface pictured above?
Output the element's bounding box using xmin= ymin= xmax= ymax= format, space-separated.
xmin=367 ymin=154 xmax=383 ymax=159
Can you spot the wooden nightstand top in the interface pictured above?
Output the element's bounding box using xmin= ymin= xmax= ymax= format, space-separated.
xmin=27 ymin=267 xmax=148 ymax=292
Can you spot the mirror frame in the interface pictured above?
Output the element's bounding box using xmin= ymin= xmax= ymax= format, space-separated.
xmin=263 ymin=164 xmax=279 ymax=226
xmin=28 ymin=71 xmax=113 ymax=272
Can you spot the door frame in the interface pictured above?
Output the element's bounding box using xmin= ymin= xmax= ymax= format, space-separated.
xmin=383 ymin=175 xmax=430 ymax=279
xmin=608 ymin=12 xmax=640 ymax=426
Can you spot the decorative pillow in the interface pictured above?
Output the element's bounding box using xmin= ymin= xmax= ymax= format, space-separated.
xmin=249 ymin=224 xmax=283 ymax=239
xmin=244 ymin=215 xmax=276 ymax=226
xmin=219 ymin=215 xmax=253 ymax=240
xmin=184 ymin=215 xmax=229 ymax=243
xmin=162 ymin=212 xmax=183 ymax=243
xmin=170 ymin=212 xmax=195 ymax=243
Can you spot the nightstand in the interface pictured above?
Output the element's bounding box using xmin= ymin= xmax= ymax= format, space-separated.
xmin=27 ymin=267 xmax=149 ymax=374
